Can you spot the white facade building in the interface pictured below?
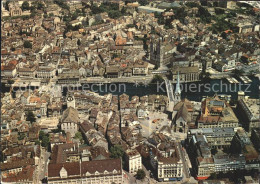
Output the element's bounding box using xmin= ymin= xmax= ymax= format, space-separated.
xmin=125 ymin=149 xmax=142 ymax=174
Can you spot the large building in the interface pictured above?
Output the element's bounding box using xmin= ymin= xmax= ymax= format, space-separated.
xmin=198 ymin=95 xmax=239 ymax=129
xmin=138 ymin=6 xmax=165 ymax=14
xmin=230 ymin=128 xmax=259 ymax=170
xmin=60 ymin=107 xmax=80 ymax=137
xmin=237 ymin=98 xmax=260 ymax=135
xmin=157 ymin=148 xmax=183 ymax=182
xmin=251 ymin=128 xmax=260 ymax=153
xmin=125 ymin=149 xmax=142 ymax=174
xmin=150 ymin=36 xmax=176 ymax=67
xmin=172 ymin=66 xmax=200 ymax=83
xmin=213 ymin=153 xmax=246 ymax=173
xmin=48 ymin=159 xmax=123 ymax=184
xmin=36 ymin=66 xmax=56 ymax=78
xmin=172 ymin=98 xmax=194 ymax=133
xmin=188 ymin=127 xmax=235 ymax=149
xmin=8 ymin=2 xmax=22 ymax=17
xmin=189 ymin=134 xmax=215 ymax=180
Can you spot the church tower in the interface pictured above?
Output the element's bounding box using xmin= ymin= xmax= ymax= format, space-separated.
xmin=67 ymin=93 xmax=75 ymax=109
xmin=158 ymin=37 xmax=164 ymax=68
xmin=174 ymin=72 xmax=181 ymax=104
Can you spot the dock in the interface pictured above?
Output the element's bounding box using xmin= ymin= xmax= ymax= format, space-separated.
xmin=239 ymin=76 xmax=252 ymax=83
xmin=226 ymin=77 xmax=239 ymax=84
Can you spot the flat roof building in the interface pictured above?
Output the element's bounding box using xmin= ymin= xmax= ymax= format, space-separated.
xmin=138 ymin=6 xmax=165 ymax=13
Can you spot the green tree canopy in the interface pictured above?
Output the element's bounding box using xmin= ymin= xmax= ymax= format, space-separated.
xmin=138 ymin=0 xmax=148 ymax=6
xmin=22 ymin=1 xmax=30 ymax=11
xmin=54 ymin=0 xmax=69 ymax=10
xmin=108 ymin=10 xmax=121 ymax=19
xmin=5 ymin=0 xmax=10 ymax=11
xmin=197 ymin=6 xmax=211 ymax=23
xmin=39 ymin=131 xmax=45 ymax=140
xmin=74 ymin=132 xmax=83 ymax=143
xmin=26 ymin=111 xmax=36 ymax=123
xmin=110 ymin=145 xmax=124 ymax=159
xmin=136 ymin=169 xmax=146 ymax=180
xmin=39 ymin=131 xmax=50 ymax=148
xmin=23 ymin=41 xmax=32 ymax=49
xmin=41 ymin=135 xmax=50 ymax=147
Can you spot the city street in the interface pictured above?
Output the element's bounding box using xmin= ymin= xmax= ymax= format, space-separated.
xmin=33 ymin=147 xmax=50 ymax=184
xmin=176 ymin=142 xmax=191 ymax=182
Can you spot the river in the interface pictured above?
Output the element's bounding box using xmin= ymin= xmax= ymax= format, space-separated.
xmin=80 ymin=77 xmax=259 ymax=101
xmin=2 ymin=77 xmax=259 ymax=102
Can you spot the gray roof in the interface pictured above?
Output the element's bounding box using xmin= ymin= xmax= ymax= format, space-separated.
xmin=62 ymin=107 xmax=79 ymax=123
xmin=176 ymin=104 xmax=191 ymax=122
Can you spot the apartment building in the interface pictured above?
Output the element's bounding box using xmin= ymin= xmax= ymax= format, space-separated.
xmin=125 ymin=149 xmax=142 ymax=174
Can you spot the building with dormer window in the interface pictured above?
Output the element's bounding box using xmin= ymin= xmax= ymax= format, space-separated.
xmin=48 ymin=159 xmax=123 ymax=184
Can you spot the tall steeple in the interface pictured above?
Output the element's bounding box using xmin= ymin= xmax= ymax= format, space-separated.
xmin=175 ymin=72 xmax=181 ymax=94
xmin=174 ymin=71 xmax=181 ymax=103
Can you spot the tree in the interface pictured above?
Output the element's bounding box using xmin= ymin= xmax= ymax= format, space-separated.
xmin=31 ymin=1 xmax=44 ymax=10
xmin=91 ymin=4 xmax=105 ymax=14
xmin=196 ymin=6 xmax=211 ymax=23
xmin=41 ymin=135 xmax=50 ymax=147
xmin=39 ymin=131 xmax=50 ymax=147
xmin=37 ymin=1 xmax=44 ymax=10
xmin=110 ymin=145 xmax=124 ymax=159
xmin=135 ymin=169 xmax=146 ymax=180
xmin=108 ymin=10 xmax=121 ymax=19
xmin=5 ymin=0 xmax=10 ymax=11
xmin=186 ymin=2 xmax=199 ymax=8
xmin=35 ymin=140 xmax=40 ymax=145
xmin=39 ymin=131 xmax=45 ymax=140
xmin=26 ymin=111 xmax=36 ymax=123
xmin=74 ymin=132 xmax=83 ymax=143
xmin=22 ymin=1 xmax=30 ymax=11
xmin=138 ymin=0 xmax=148 ymax=6
xmin=23 ymin=41 xmax=32 ymax=49
xmin=121 ymin=6 xmax=126 ymax=15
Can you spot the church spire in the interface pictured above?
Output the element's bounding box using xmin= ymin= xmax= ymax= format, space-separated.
xmin=175 ymin=71 xmax=181 ymax=95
